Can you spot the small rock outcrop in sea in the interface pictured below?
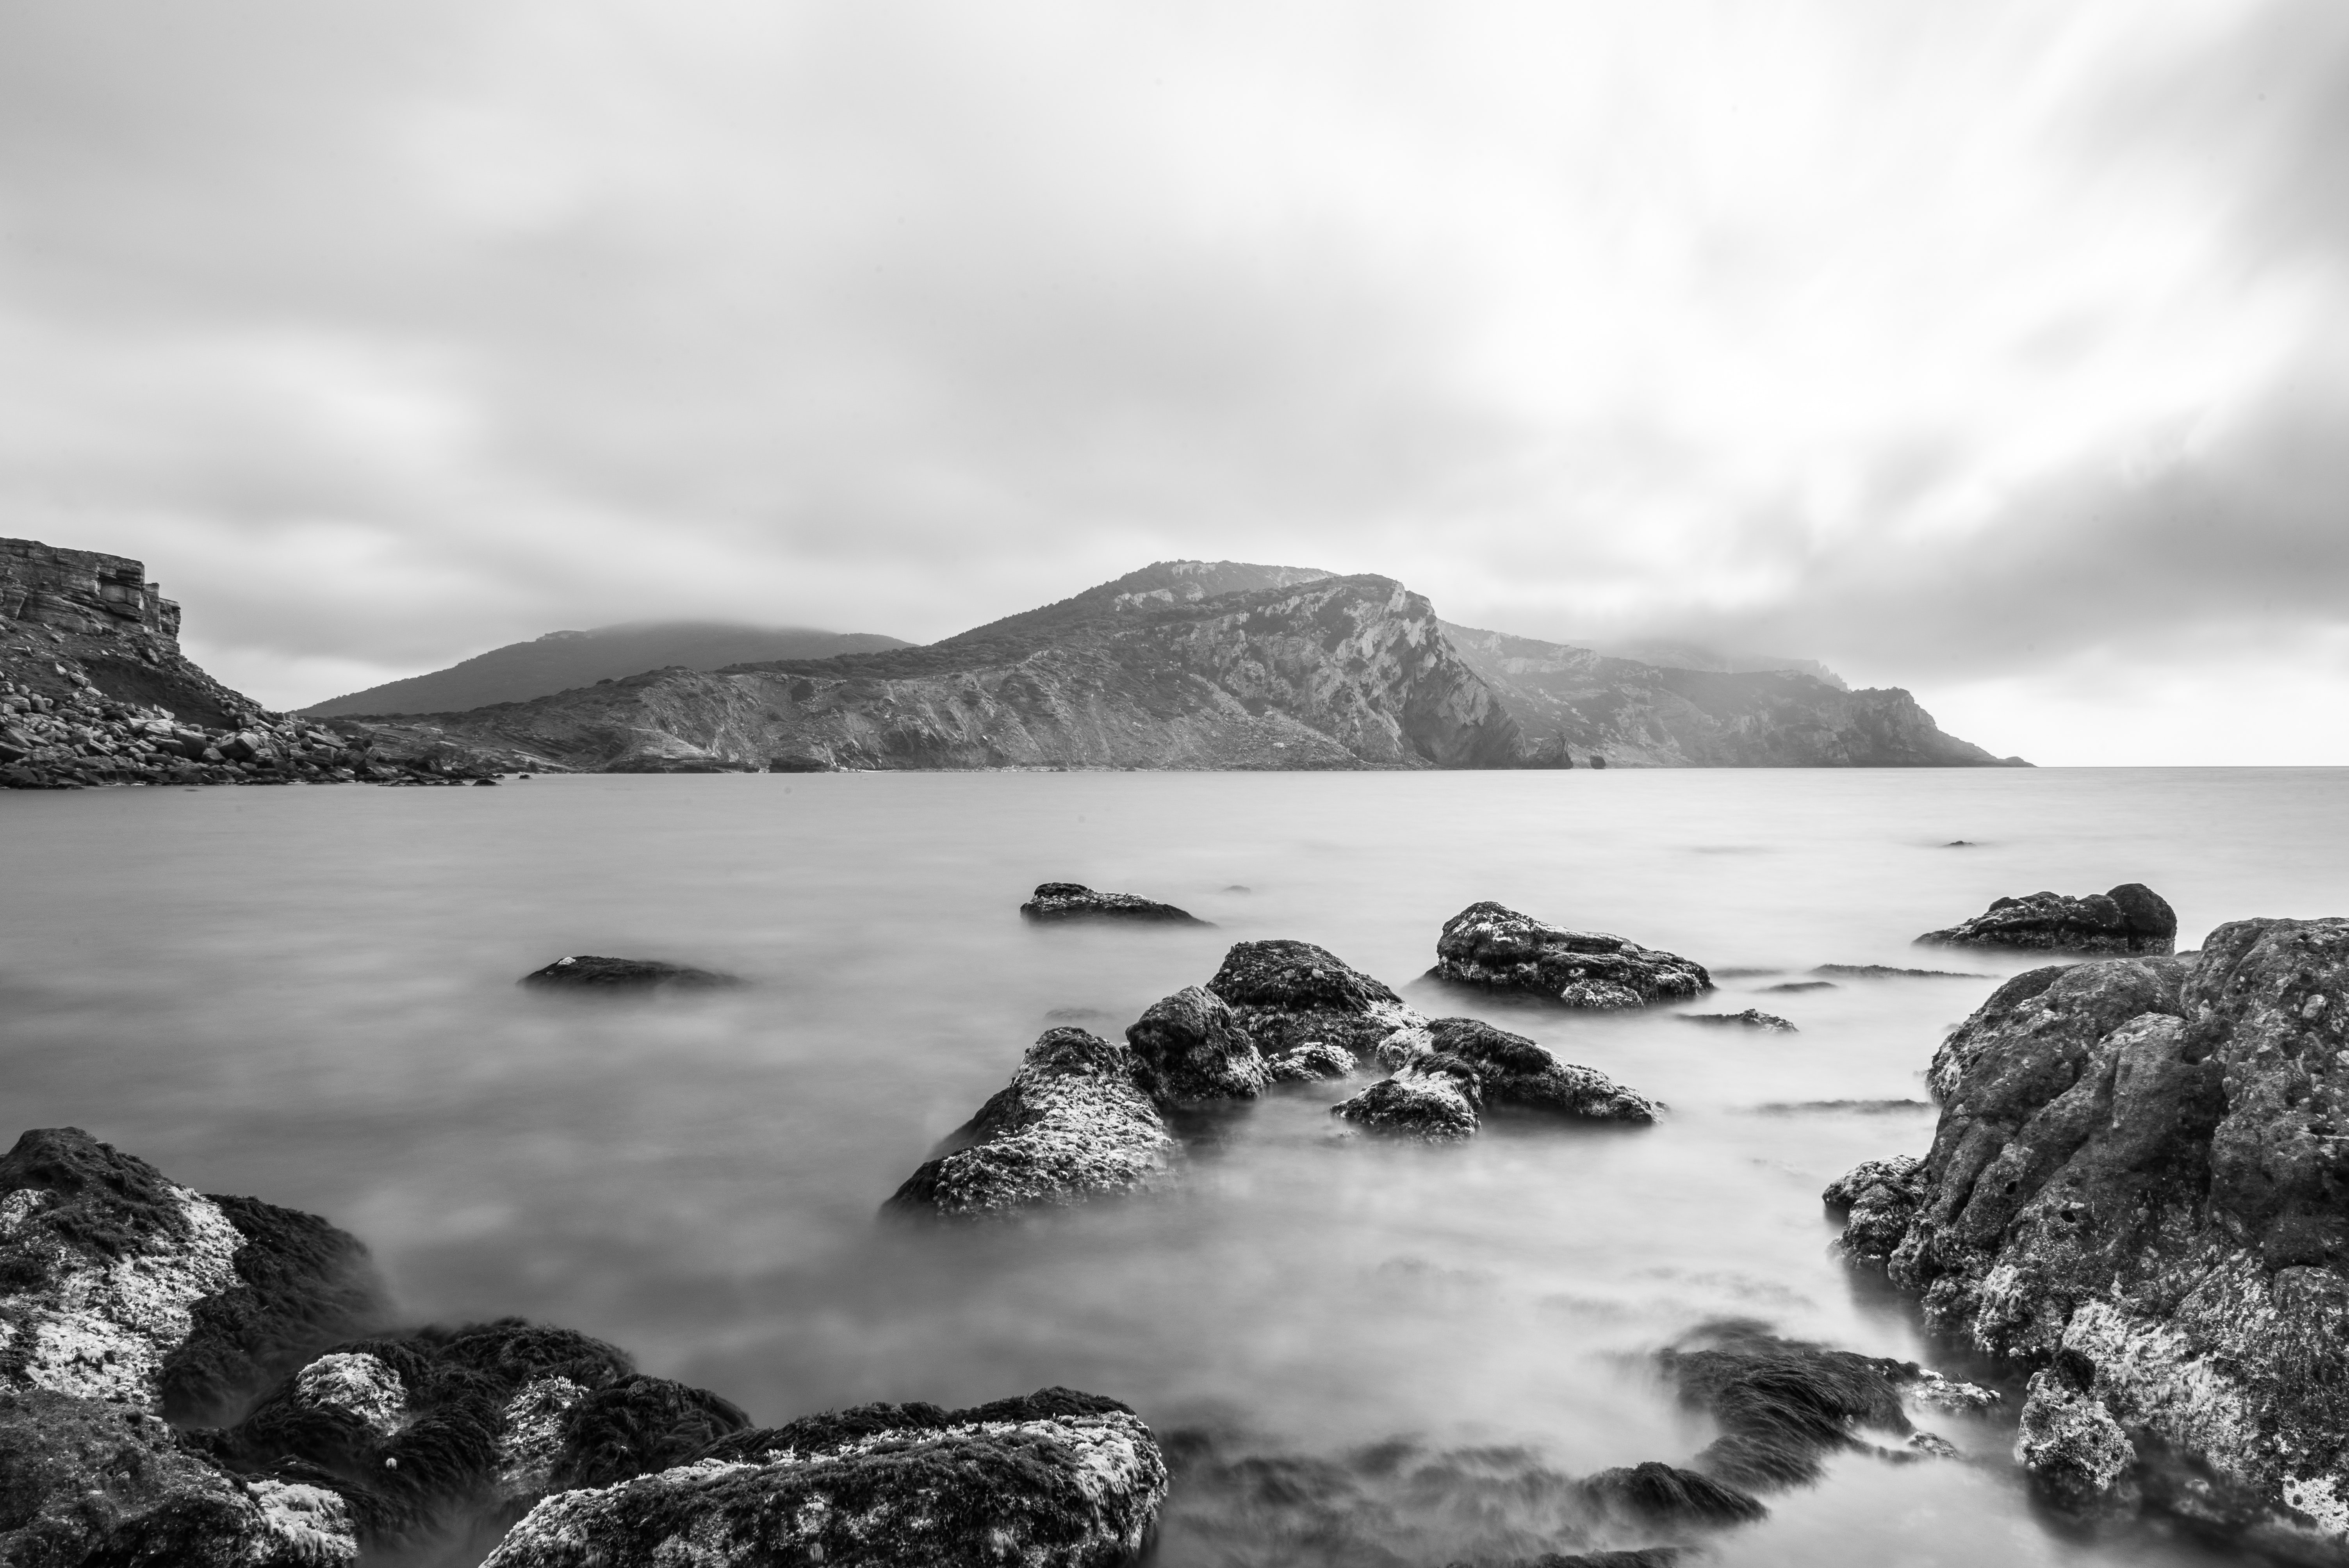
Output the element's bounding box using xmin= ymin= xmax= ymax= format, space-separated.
xmin=1383 ymin=1017 xmax=1659 ymax=1124
xmin=1679 ymin=1009 xmax=1797 ymax=1032
xmin=1432 ymin=902 xmax=1711 ymax=1009
xmin=1655 ymin=1322 xmax=1993 ymax=1489
xmin=1914 ymin=883 xmax=2178 ymax=955
xmin=1205 ymin=939 xmax=1426 ymax=1062
xmin=1125 ymin=986 xmax=1271 ymax=1107
xmin=519 ymin=955 xmax=743 ymax=990
xmin=884 ymin=1028 xmax=1182 ymax=1219
xmin=481 ymin=1388 xmax=1169 ymax=1568
xmin=1020 ymin=882 xmax=1208 ymax=925
xmin=1811 ymin=963 xmax=1990 ymax=979
xmin=1830 ymin=917 xmax=2349 ymax=1544
xmin=1332 ymin=1055 xmax=1483 ymax=1140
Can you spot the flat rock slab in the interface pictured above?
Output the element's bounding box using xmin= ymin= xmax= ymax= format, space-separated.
xmin=1433 ymin=902 xmax=1711 ymax=1009
xmin=481 ymin=1388 xmax=1168 ymax=1568
xmin=519 ymin=955 xmax=741 ymax=989
xmin=1914 ymin=882 xmax=2176 ymax=955
xmin=1812 ymin=964 xmax=1990 ymax=979
xmin=1020 ymin=882 xmax=1207 ymax=924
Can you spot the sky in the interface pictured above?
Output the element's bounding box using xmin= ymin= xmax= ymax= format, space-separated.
xmin=0 ymin=1 xmax=2343 ymax=763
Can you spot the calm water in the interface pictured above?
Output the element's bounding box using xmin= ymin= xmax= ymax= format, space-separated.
xmin=6 ymin=768 xmax=2347 ymax=1565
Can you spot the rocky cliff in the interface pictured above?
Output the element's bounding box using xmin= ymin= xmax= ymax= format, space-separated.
xmin=331 ymin=566 xmax=1526 ymax=773
xmin=1442 ymin=622 xmax=2025 ymax=767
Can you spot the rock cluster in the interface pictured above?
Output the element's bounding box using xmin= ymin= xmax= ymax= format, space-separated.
xmin=1020 ymin=882 xmax=1207 ymax=925
xmin=1828 ymin=917 xmax=2349 ymax=1547
xmin=1432 ymin=902 xmax=1711 ymax=1009
xmin=1335 ymin=1018 xmax=1657 ymax=1138
xmin=0 ymin=1128 xmax=1173 ymax=1567
xmin=0 ymin=676 xmax=368 ymax=789
xmin=1914 ymin=882 xmax=2177 ymax=955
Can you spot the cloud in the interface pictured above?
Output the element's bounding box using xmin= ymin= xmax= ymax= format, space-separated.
xmin=0 ymin=0 xmax=2340 ymax=759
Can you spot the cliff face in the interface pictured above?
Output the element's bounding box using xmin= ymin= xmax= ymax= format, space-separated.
xmin=1443 ymin=623 xmax=2024 ymax=767
xmin=0 ymin=538 xmax=258 ymax=729
xmin=337 ymin=571 xmax=1524 ymax=773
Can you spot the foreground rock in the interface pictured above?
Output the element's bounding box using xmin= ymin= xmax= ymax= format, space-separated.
xmin=1915 ymin=883 xmax=2177 ymax=955
xmin=1206 ymin=939 xmax=1426 ymax=1062
xmin=484 ymin=1388 xmax=1167 ymax=1568
xmin=1125 ymin=986 xmax=1271 ymax=1107
xmin=519 ymin=955 xmax=742 ymax=990
xmin=885 ymin=1028 xmax=1182 ymax=1218
xmin=1433 ymin=903 xmax=1711 ymax=1009
xmin=1021 ymin=882 xmax=1207 ymax=925
xmin=1833 ymin=918 xmax=2349 ymax=1543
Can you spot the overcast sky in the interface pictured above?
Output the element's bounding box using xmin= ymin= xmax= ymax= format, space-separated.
xmin=2 ymin=2 xmax=2342 ymax=762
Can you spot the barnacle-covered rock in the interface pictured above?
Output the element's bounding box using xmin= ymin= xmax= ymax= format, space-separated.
xmin=1206 ymin=939 xmax=1426 ymax=1063
xmin=1020 ymin=882 xmax=1207 ymax=925
xmin=1410 ymin=1018 xmax=1657 ymax=1124
xmin=1432 ymin=903 xmax=1710 ymax=1010
xmin=1332 ymin=1056 xmax=1481 ymax=1141
xmin=1125 ymin=985 xmax=1269 ymax=1108
xmin=1915 ymin=883 xmax=2177 ymax=955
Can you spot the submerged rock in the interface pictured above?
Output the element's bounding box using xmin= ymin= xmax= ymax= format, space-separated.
xmin=884 ymin=1028 xmax=1182 ymax=1218
xmin=1432 ymin=902 xmax=1711 ymax=1010
xmin=1125 ymin=986 xmax=1270 ymax=1108
xmin=1331 ymin=1056 xmax=1481 ymax=1141
xmin=1206 ymin=939 xmax=1425 ymax=1063
xmin=1679 ymin=1009 xmax=1797 ymax=1032
xmin=1836 ymin=917 xmax=2349 ymax=1542
xmin=1394 ymin=1017 xmax=1658 ymax=1124
xmin=480 ymin=1387 xmax=1169 ymax=1568
xmin=519 ymin=955 xmax=741 ymax=989
xmin=1020 ymin=882 xmax=1207 ymax=925
xmin=1915 ymin=883 xmax=2177 ymax=955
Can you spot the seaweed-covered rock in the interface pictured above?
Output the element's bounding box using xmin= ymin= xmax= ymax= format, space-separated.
xmin=1655 ymin=1322 xmax=1989 ymax=1489
xmin=1678 ymin=1009 xmax=1797 ymax=1032
xmin=0 ymin=1386 xmax=356 ymax=1567
xmin=0 ymin=1127 xmax=384 ymax=1420
xmin=1821 ymin=1156 xmax=1925 ymax=1263
xmin=1841 ymin=918 xmax=2349 ymax=1541
xmin=885 ymin=1028 xmax=1182 ymax=1218
xmin=480 ymin=1386 xmax=1168 ymax=1568
xmin=1433 ymin=903 xmax=1710 ymax=1010
xmin=1264 ymin=1042 xmax=1355 ymax=1084
xmin=1397 ymin=1018 xmax=1658 ymax=1124
xmin=1125 ymin=986 xmax=1269 ymax=1108
xmin=519 ymin=955 xmax=741 ymax=989
xmin=1578 ymin=1461 xmax=1766 ymax=1525
xmin=1915 ymin=883 xmax=2177 ymax=955
xmin=1206 ymin=939 xmax=1426 ymax=1062
xmin=1331 ymin=1056 xmax=1481 ymax=1141
xmin=1020 ymin=882 xmax=1207 ymax=925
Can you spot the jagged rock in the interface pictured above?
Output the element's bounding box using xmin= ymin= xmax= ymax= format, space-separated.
xmin=1264 ymin=1042 xmax=1355 ymax=1083
xmin=0 ymin=1386 xmax=358 ymax=1566
xmin=1820 ymin=1156 xmax=1926 ymax=1263
xmin=1579 ymin=1461 xmax=1766 ymax=1525
xmin=1916 ymin=883 xmax=2178 ymax=955
xmin=1020 ymin=882 xmax=1207 ymax=925
xmin=885 ymin=1029 xmax=1182 ymax=1218
xmin=1679 ymin=1009 xmax=1796 ymax=1032
xmin=1331 ymin=1056 xmax=1481 ymax=1140
xmin=1125 ymin=986 xmax=1269 ymax=1107
xmin=1655 ymin=1322 xmax=1989 ymax=1490
xmin=1383 ymin=1018 xmax=1658 ymax=1124
xmin=1432 ymin=903 xmax=1711 ymax=1010
xmin=518 ymin=955 xmax=742 ymax=990
xmin=212 ymin=1319 xmax=747 ymax=1556
xmin=1205 ymin=939 xmax=1425 ymax=1063
xmin=0 ymin=1127 xmax=385 ymax=1420
xmin=479 ymin=1387 xmax=1168 ymax=1568
xmin=1839 ymin=918 xmax=2349 ymax=1541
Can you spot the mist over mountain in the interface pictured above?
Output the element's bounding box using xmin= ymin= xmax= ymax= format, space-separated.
xmin=302 ymin=622 xmax=909 ymax=717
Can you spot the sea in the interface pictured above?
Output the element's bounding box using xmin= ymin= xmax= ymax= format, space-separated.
xmin=5 ymin=766 xmax=2346 ymax=1566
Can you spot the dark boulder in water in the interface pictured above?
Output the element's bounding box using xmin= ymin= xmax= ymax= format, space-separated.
xmin=1915 ymin=883 xmax=2177 ymax=955
xmin=884 ymin=1028 xmax=1181 ymax=1218
xmin=1331 ymin=1055 xmax=1481 ymax=1140
xmin=1125 ymin=985 xmax=1270 ymax=1107
xmin=1020 ymin=881 xmax=1207 ymax=924
xmin=1206 ymin=938 xmax=1425 ymax=1062
xmin=1679 ymin=1009 xmax=1797 ymax=1032
xmin=1834 ymin=918 xmax=2349 ymax=1539
xmin=519 ymin=955 xmax=741 ymax=989
xmin=479 ymin=1387 xmax=1169 ymax=1568
xmin=1579 ymin=1460 xmax=1766 ymax=1525
xmin=1433 ymin=902 xmax=1710 ymax=1010
xmin=1386 ymin=1017 xmax=1658 ymax=1124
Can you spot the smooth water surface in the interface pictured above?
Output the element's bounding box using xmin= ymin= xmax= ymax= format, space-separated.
xmin=5 ymin=767 xmax=2346 ymax=1564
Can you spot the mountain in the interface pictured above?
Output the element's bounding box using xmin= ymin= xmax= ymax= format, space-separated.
xmin=330 ymin=564 xmax=1523 ymax=772
xmin=1565 ymin=638 xmax=1849 ymax=690
xmin=302 ymin=621 xmax=912 ymax=716
xmin=1442 ymin=622 xmax=2023 ymax=767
